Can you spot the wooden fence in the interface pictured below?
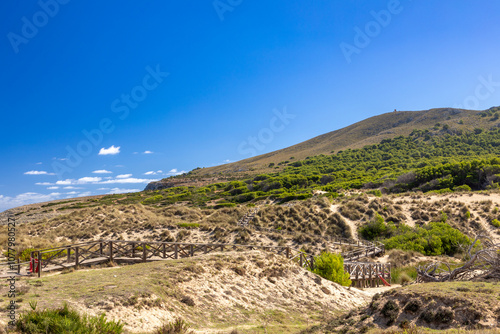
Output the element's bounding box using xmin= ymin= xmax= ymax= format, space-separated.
xmin=345 ymin=261 xmax=391 ymax=288
xmin=5 ymin=239 xmax=390 ymax=287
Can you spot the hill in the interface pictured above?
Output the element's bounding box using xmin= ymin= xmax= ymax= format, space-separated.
xmin=185 ymin=107 xmax=500 ymax=177
xmin=304 ymin=281 xmax=500 ymax=333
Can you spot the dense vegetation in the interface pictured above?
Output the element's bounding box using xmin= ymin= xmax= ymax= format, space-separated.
xmin=310 ymin=252 xmax=351 ymax=286
xmin=51 ymin=127 xmax=500 ymax=212
xmin=16 ymin=303 xmax=123 ymax=334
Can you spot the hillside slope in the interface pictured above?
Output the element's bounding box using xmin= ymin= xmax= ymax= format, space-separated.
xmin=1 ymin=251 xmax=371 ymax=333
xmin=188 ymin=107 xmax=498 ymax=176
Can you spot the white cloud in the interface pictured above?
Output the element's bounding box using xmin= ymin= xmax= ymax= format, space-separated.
xmin=55 ymin=177 xmax=101 ymax=186
xmin=78 ymin=177 xmax=102 ymax=183
xmin=106 ymin=188 xmax=141 ymax=194
xmin=98 ymin=145 xmax=120 ymax=155
xmin=35 ymin=182 xmax=53 ymax=186
xmin=92 ymin=169 xmax=112 ymax=174
xmin=167 ymin=169 xmax=187 ymax=176
xmin=66 ymin=191 xmax=78 ymax=195
xmin=56 ymin=179 xmax=75 ymax=185
xmin=100 ymin=177 xmax=157 ymax=184
xmin=144 ymin=170 xmax=163 ymax=175
xmin=36 ymin=162 xmax=43 ymax=165
xmin=97 ymin=188 xmax=110 ymax=191
xmin=47 ymin=186 xmax=59 ymax=190
xmin=24 ymin=170 xmax=55 ymax=175
xmin=48 ymin=176 xmax=156 ymax=186
xmin=143 ymin=150 xmax=153 ymax=154
xmin=77 ymin=192 xmax=92 ymax=197
xmin=0 ymin=192 xmax=62 ymax=212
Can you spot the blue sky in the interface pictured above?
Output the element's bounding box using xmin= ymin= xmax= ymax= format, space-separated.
xmin=1 ymin=1 xmax=499 ymax=211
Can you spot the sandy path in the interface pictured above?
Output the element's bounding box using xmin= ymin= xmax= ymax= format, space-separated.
xmin=330 ymin=204 xmax=359 ymax=240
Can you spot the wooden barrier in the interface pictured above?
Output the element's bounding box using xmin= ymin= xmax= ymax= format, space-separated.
xmin=344 ymin=262 xmax=391 ymax=287
xmin=9 ymin=239 xmax=389 ymax=287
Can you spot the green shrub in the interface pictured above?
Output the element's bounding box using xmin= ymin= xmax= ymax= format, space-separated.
xmin=177 ymin=223 xmax=200 ymax=229
xmin=214 ymin=203 xmax=236 ymax=209
xmin=234 ymin=192 xmax=257 ymax=203
xmin=142 ymin=195 xmax=164 ymax=205
xmin=16 ymin=303 xmax=123 ymax=334
xmin=454 ymin=184 xmax=471 ymax=192
xmin=367 ymin=189 xmax=382 ymax=197
xmin=359 ymin=213 xmax=394 ymax=240
xmin=491 ymin=219 xmax=500 ymax=228
xmin=310 ymin=252 xmax=351 ymax=286
xmin=384 ymin=222 xmax=470 ymax=256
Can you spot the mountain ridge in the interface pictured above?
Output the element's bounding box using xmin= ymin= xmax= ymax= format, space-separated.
xmin=161 ymin=107 xmax=496 ymax=180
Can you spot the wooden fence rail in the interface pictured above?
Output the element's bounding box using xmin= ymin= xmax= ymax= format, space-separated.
xmin=10 ymin=239 xmax=390 ymax=287
xmin=345 ymin=262 xmax=391 ymax=288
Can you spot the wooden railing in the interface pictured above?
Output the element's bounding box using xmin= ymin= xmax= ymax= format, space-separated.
xmin=345 ymin=261 xmax=391 ymax=288
xmin=19 ymin=239 xmax=390 ymax=287
xmin=28 ymin=240 xmax=295 ymax=277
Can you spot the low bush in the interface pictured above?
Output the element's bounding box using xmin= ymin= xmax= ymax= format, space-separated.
xmin=142 ymin=195 xmax=164 ymax=205
xmin=384 ymin=222 xmax=470 ymax=256
xmin=16 ymin=303 xmax=124 ymax=333
xmin=359 ymin=213 xmax=394 ymax=240
xmin=310 ymin=252 xmax=351 ymax=286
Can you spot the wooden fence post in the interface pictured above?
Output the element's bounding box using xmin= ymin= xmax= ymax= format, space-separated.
xmin=75 ymin=247 xmax=79 ymax=269
xmin=174 ymin=244 xmax=178 ymax=259
xmin=286 ymin=247 xmax=290 ymax=259
xmin=299 ymin=253 xmax=303 ymax=267
xmin=132 ymin=242 xmax=135 ymax=258
xmin=162 ymin=243 xmax=166 ymax=259
xmin=38 ymin=251 xmax=42 ymax=278
xmin=67 ymin=247 xmax=71 ymax=263
xmin=190 ymin=244 xmax=194 ymax=257
xmin=99 ymin=242 xmax=103 ymax=256
xmin=109 ymin=242 xmax=113 ymax=262
xmin=369 ymin=264 xmax=373 ymax=287
xmin=142 ymin=243 xmax=147 ymax=262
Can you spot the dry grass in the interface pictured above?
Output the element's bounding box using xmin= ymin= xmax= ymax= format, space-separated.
xmin=0 ymin=250 xmax=370 ymax=333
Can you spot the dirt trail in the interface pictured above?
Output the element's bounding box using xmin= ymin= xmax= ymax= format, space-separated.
xmin=331 ymin=204 xmax=359 ymax=240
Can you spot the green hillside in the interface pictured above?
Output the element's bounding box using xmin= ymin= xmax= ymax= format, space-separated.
xmin=187 ymin=107 xmax=500 ymax=176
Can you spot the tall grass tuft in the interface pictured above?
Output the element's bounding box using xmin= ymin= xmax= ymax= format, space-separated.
xmin=153 ymin=318 xmax=194 ymax=334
